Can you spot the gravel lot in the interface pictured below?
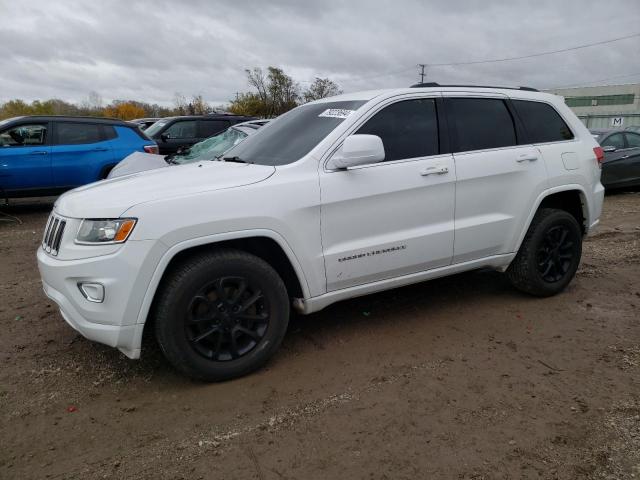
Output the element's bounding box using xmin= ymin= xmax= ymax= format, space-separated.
xmin=1 ymin=192 xmax=639 ymax=479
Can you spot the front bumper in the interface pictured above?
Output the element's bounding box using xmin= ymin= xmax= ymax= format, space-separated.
xmin=37 ymin=240 xmax=159 ymax=359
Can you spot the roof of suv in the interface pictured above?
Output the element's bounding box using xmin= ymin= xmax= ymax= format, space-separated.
xmin=313 ymin=84 xmax=555 ymax=105
xmin=2 ymin=115 xmax=137 ymax=127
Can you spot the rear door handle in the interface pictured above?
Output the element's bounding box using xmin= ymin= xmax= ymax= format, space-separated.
xmin=420 ymin=165 xmax=449 ymax=176
xmin=516 ymin=154 xmax=538 ymax=163
xmin=92 ymin=147 xmax=109 ymax=152
xmin=30 ymin=151 xmax=48 ymax=155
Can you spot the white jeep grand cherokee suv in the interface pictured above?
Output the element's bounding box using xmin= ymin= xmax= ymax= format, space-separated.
xmin=37 ymin=83 xmax=605 ymax=381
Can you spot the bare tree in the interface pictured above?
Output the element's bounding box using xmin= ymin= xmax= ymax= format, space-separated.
xmin=190 ymin=95 xmax=210 ymax=115
xmin=173 ymin=92 xmax=188 ymax=115
xmin=303 ymin=77 xmax=342 ymax=102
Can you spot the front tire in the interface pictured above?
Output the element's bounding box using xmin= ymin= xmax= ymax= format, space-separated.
xmin=154 ymin=249 xmax=290 ymax=381
xmin=506 ymin=208 xmax=582 ymax=297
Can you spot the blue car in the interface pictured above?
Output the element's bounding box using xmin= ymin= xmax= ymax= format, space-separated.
xmin=0 ymin=116 xmax=158 ymax=198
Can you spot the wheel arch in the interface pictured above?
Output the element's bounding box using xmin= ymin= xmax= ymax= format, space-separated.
xmin=134 ymin=230 xmax=310 ymax=344
xmin=514 ymin=185 xmax=590 ymax=254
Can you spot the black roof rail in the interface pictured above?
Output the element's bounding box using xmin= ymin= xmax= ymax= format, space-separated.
xmin=410 ymin=82 xmax=539 ymax=92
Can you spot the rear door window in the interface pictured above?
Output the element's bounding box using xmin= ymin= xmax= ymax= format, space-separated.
xmin=164 ymin=120 xmax=198 ymax=139
xmin=448 ymin=98 xmax=517 ymax=152
xmin=200 ymin=120 xmax=230 ymax=138
xmin=356 ymin=98 xmax=439 ymax=161
xmin=55 ymin=122 xmax=102 ymax=145
xmin=512 ymin=100 xmax=574 ymax=143
xmin=0 ymin=123 xmax=48 ymax=146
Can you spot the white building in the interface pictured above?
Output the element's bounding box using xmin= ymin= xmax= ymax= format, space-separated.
xmin=546 ymin=83 xmax=640 ymax=129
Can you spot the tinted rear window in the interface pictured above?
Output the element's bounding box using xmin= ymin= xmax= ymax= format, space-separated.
xmin=448 ymin=98 xmax=517 ymax=152
xmin=356 ymin=99 xmax=439 ymax=161
xmin=56 ymin=122 xmax=102 ymax=145
xmin=512 ymin=100 xmax=574 ymax=143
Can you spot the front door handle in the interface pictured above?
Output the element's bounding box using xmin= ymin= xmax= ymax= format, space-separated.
xmin=516 ymin=153 xmax=538 ymax=163
xmin=420 ymin=165 xmax=449 ymax=176
xmin=92 ymin=147 xmax=109 ymax=152
xmin=30 ymin=151 xmax=48 ymax=155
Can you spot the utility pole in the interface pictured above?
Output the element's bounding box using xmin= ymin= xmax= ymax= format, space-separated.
xmin=418 ymin=64 xmax=427 ymax=83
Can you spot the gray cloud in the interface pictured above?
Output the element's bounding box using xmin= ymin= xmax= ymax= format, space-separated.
xmin=0 ymin=0 xmax=639 ymax=106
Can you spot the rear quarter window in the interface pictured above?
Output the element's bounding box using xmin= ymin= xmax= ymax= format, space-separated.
xmin=512 ymin=100 xmax=574 ymax=143
xmin=102 ymin=125 xmax=118 ymax=140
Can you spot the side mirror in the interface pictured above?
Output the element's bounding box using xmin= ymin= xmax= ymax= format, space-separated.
xmin=160 ymin=133 xmax=171 ymax=142
xmin=602 ymin=145 xmax=616 ymax=153
xmin=327 ymin=134 xmax=385 ymax=170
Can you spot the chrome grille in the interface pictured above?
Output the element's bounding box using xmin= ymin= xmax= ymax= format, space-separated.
xmin=42 ymin=214 xmax=67 ymax=256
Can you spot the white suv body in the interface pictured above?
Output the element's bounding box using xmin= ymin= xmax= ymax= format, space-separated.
xmin=37 ymin=85 xmax=605 ymax=380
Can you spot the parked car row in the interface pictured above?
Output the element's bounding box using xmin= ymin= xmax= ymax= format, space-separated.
xmin=0 ymin=113 xmax=261 ymax=198
xmin=143 ymin=113 xmax=256 ymax=155
xmin=107 ymin=119 xmax=269 ymax=178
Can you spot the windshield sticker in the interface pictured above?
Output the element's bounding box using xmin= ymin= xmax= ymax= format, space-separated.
xmin=318 ymin=109 xmax=356 ymax=119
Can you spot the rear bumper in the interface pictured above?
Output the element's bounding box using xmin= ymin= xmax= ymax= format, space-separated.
xmin=587 ymin=182 xmax=605 ymax=236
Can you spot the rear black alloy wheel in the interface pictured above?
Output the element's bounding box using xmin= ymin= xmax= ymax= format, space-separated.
xmin=186 ymin=277 xmax=269 ymax=361
xmin=536 ymin=225 xmax=577 ymax=283
xmin=154 ymin=249 xmax=290 ymax=381
xmin=506 ymin=208 xmax=582 ymax=297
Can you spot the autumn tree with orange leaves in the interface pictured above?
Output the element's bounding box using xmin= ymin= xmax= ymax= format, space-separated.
xmin=103 ymin=101 xmax=147 ymax=120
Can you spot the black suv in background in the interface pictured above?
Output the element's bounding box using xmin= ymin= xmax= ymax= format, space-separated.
xmin=144 ymin=114 xmax=257 ymax=154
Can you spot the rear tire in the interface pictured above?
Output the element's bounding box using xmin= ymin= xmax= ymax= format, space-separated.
xmin=506 ymin=208 xmax=582 ymax=297
xmin=154 ymin=249 xmax=290 ymax=381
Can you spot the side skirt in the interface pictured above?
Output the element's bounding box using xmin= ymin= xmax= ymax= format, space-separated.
xmin=293 ymin=253 xmax=515 ymax=314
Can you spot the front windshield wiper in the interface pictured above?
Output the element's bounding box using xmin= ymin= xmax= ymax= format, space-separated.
xmin=221 ymin=156 xmax=253 ymax=164
xmin=164 ymin=155 xmax=178 ymax=165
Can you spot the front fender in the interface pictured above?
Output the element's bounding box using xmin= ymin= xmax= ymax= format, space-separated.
xmin=133 ymin=228 xmax=311 ymax=328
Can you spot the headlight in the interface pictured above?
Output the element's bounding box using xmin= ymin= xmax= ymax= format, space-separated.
xmin=75 ymin=218 xmax=137 ymax=244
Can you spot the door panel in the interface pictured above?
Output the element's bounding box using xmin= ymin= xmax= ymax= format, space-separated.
xmin=0 ymin=123 xmax=52 ymax=193
xmin=51 ymin=122 xmax=115 ymax=187
xmin=320 ymin=154 xmax=456 ymax=291
xmin=452 ymin=146 xmax=547 ymax=262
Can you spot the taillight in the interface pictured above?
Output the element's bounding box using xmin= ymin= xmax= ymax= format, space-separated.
xmin=593 ymin=146 xmax=604 ymax=168
xmin=144 ymin=145 xmax=159 ymax=154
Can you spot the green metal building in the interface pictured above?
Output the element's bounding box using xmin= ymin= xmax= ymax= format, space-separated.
xmin=546 ymin=83 xmax=640 ymax=129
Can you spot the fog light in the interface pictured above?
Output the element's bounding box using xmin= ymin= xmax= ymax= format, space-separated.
xmin=78 ymin=282 xmax=105 ymax=303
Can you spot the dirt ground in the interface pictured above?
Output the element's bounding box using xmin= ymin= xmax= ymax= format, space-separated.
xmin=1 ymin=192 xmax=639 ymax=480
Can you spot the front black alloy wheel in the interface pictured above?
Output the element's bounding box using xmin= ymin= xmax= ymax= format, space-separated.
xmin=186 ymin=277 xmax=270 ymax=361
xmin=506 ymin=208 xmax=582 ymax=297
xmin=154 ymin=249 xmax=290 ymax=381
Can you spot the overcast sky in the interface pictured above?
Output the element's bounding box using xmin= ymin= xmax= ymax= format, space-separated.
xmin=1 ymin=0 xmax=639 ymax=106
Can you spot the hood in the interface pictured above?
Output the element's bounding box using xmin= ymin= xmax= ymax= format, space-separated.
xmin=107 ymin=152 xmax=168 ymax=178
xmin=54 ymin=161 xmax=276 ymax=218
